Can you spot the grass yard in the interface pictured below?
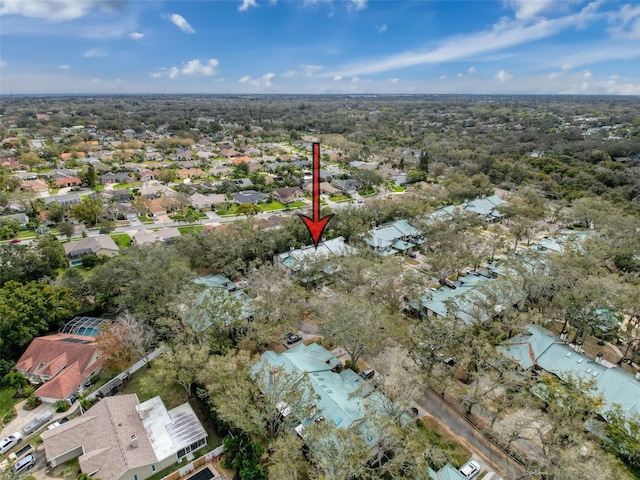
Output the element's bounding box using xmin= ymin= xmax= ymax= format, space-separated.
xmin=287 ymin=201 xmax=306 ymax=208
xmin=16 ymin=230 xmax=37 ymax=239
xmin=260 ymin=201 xmax=286 ymax=211
xmin=418 ymin=416 xmax=471 ymax=468
xmin=119 ymin=365 xmax=188 ymax=410
xmin=328 ymin=195 xmax=350 ymax=202
xmin=110 ymin=233 xmax=132 ymax=247
xmin=178 ymin=225 xmax=205 ymax=235
xmin=114 ymin=181 xmax=142 ymax=189
xmin=392 ymin=186 xmax=407 ymax=192
xmin=217 ymin=205 xmax=239 ymax=216
xmin=0 ymin=386 xmax=19 ymax=423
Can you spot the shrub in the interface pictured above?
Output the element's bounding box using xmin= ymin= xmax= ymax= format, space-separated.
xmin=25 ymin=394 xmax=41 ymax=410
xmin=54 ymin=399 xmax=70 ymax=412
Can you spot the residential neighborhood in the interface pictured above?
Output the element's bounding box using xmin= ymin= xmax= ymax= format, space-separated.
xmin=1 ymin=94 xmax=639 ymax=480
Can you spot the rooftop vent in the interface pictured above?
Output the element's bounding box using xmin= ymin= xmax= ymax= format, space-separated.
xmin=131 ymin=434 xmax=138 ymax=448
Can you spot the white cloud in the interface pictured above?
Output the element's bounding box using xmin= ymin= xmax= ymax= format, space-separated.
xmin=281 ymin=70 xmax=298 ymax=78
xmin=239 ymin=75 xmax=251 ymax=83
xmin=350 ymin=0 xmax=367 ymax=11
xmin=439 ymin=75 xmax=447 ymax=80
xmin=583 ymin=69 xmax=592 ymax=78
xmin=496 ymin=70 xmax=513 ymax=82
xmin=388 ymin=78 xmax=399 ymax=84
xmin=91 ymin=78 xmax=102 ymax=83
xmin=0 ymin=0 xmax=120 ymax=22
xmin=351 ymin=76 xmax=361 ymax=83
xmin=251 ymin=72 xmax=275 ymax=87
xmin=457 ymin=72 xmax=463 ymax=78
xmin=165 ymin=13 xmax=195 ymax=34
xmin=83 ymin=48 xmax=107 ymax=58
xmin=0 ymin=60 xmax=6 ymax=68
xmin=328 ymin=1 xmax=602 ymax=77
xmin=562 ymin=64 xmax=572 ymax=70
xmin=607 ymin=4 xmax=640 ymax=39
xmin=129 ymin=32 xmax=144 ymax=40
xmin=239 ymin=0 xmax=258 ymax=12
xmin=302 ymin=64 xmax=323 ymax=76
xmin=377 ymin=24 xmax=387 ymax=33
xmin=151 ymin=59 xmax=219 ymax=79
xmin=504 ymin=0 xmax=558 ymax=20
xmin=333 ymin=75 xmax=342 ymax=81
xmin=468 ymin=66 xmax=476 ymax=74
xmin=59 ymin=64 xmax=71 ymax=70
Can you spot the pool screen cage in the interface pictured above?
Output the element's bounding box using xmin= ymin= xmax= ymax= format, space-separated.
xmin=60 ymin=316 xmax=111 ymax=336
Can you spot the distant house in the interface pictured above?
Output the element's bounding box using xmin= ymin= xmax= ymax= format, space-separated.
xmin=99 ymin=172 xmax=132 ymax=184
xmin=331 ymin=179 xmax=361 ymax=194
xmin=189 ymin=193 xmax=226 ymax=210
xmin=231 ymin=178 xmax=253 ymax=188
xmin=364 ymin=219 xmax=424 ymax=256
xmin=499 ymin=324 xmax=640 ymax=426
xmin=176 ymin=168 xmax=205 ymax=179
xmin=0 ymin=213 xmax=29 ymax=226
xmin=272 ymin=186 xmax=305 ymax=204
xmin=55 ymin=176 xmax=82 ymax=188
xmin=220 ymin=148 xmax=241 ymax=158
xmin=304 ymin=182 xmax=340 ymax=196
xmin=14 ymin=333 xmax=104 ymax=403
xmin=21 ymin=179 xmax=50 ymax=193
xmin=131 ymin=228 xmax=181 ymax=246
xmin=63 ymin=235 xmax=120 ymax=266
xmin=44 ymin=193 xmax=82 ymax=207
xmin=232 ymin=190 xmax=269 ymax=205
xmin=461 ymin=195 xmax=505 ymax=223
xmin=42 ymin=394 xmax=208 ymax=480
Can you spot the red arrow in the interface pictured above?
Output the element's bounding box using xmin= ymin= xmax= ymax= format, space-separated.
xmin=299 ymin=142 xmax=333 ymax=248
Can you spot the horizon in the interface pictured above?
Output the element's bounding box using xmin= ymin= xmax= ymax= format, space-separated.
xmin=1 ymin=0 xmax=640 ymax=96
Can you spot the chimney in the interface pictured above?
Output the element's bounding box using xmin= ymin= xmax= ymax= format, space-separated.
xmin=131 ymin=434 xmax=138 ymax=448
xmin=576 ymin=341 xmax=583 ymax=354
xmin=595 ymin=352 xmax=603 ymax=365
xmin=635 ymin=371 xmax=640 ymax=381
xmin=560 ymin=330 xmax=568 ymax=342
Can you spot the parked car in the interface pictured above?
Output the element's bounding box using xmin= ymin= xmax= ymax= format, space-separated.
xmin=59 ymin=416 xmax=69 ymax=424
xmin=9 ymin=239 xmax=21 ymax=243
xmin=8 ymin=443 xmax=35 ymax=462
xmin=285 ymin=333 xmax=302 ymax=344
xmin=13 ymin=454 xmax=36 ymax=474
xmin=459 ymin=460 xmax=481 ymax=479
xmin=359 ymin=368 xmax=375 ymax=380
xmin=22 ymin=410 xmax=53 ymax=435
xmin=0 ymin=432 xmax=23 ymax=454
xmin=408 ymin=252 xmax=417 ymax=258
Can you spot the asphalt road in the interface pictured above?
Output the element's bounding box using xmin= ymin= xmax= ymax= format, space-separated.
xmin=420 ymin=389 xmax=527 ymax=480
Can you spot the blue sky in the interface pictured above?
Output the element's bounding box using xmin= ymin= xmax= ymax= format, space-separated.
xmin=1 ymin=0 xmax=639 ymax=95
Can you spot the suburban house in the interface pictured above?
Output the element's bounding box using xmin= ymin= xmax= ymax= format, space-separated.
xmin=14 ymin=332 xmax=104 ymax=403
xmin=427 ymin=464 xmax=469 ymax=480
xmin=303 ymin=181 xmax=340 ymax=196
xmin=272 ymin=186 xmax=305 ymax=204
xmin=42 ymin=394 xmax=208 ymax=480
xmin=191 ymin=274 xmax=252 ymax=327
xmin=21 ymin=178 xmax=50 ymax=194
xmin=131 ymin=228 xmax=181 ymax=246
xmin=44 ymin=193 xmax=82 ymax=207
xmin=461 ymin=195 xmax=505 ymax=222
xmin=231 ymin=178 xmax=253 ymax=188
xmin=63 ymin=235 xmax=120 ymax=266
xmin=55 ymin=176 xmax=82 ymax=188
xmin=274 ymin=237 xmax=355 ymax=283
xmin=409 ymin=266 xmax=524 ymax=325
xmin=499 ymin=324 xmax=640 ymax=425
xmin=0 ymin=212 xmax=29 ymax=226
xmin=330 ymin=178 xmax=361 ymax=194
xmin=364 ymin=219 xmax=425 ymax=256
xmin=232 ymin=190 xmax=269 ymax=205
xmin=99 ymin=172 xmax=132 ymax=184
xmin=189 ymin=193 xmax=226 ymax=210
xmin=252 ymin=343 xmax=408 ymax=461
xmin=176 ymin=168 xmax=205 ymax=179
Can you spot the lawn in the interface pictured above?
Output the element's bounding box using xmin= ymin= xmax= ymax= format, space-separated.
xmin=392 ymin=186 xmax=407 ymax=192
xmin=110 ymin=233 xmax=132 ymax=247
xmin=217 ymin=205 xmax=239 ymax=216
xmin=114 ymin=181 xmax=142 ymax=189
xmin=286 ymin=201 xmax=306 ymax=208
xmin=16 ymin=230 xmax=37 ymax=239
xmin=178 ymin=225 xmax=205 ymax=235
xmin=119 ymin=365 xmax=187 ymax=409
xmin=328 ymin=195 xmax=350 ymax=203
xmin=417 ymin=416 xmax=471 ymax=468
xmin=260 ymin=201 xmax=286 ymax=211
xmin=0 ymin=386 xmax=19 ymax=423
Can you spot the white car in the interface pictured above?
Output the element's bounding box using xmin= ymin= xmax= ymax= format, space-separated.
xmin=459 ymin=460 xmax=481 ymax=479
xmin=0 ymin=432 xmax=23 ymax=454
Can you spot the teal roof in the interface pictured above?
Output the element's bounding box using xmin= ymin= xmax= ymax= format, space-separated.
xmin=500 ymin=325 xmax=640 ymax=422
xmin=194 ymin=274 xmax=236 ymax=290
xmin=252 ymin=343 xmax=401 ymax=449
xmin=276 ymin=236 xmax=355 ymax=273
xmin=365 ymin=220 xmax=421 ymax=252
xmin=427 ymin=464 xmax=467 ymax=480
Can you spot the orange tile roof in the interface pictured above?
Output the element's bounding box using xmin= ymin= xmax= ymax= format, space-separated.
xmin=37 ymin=352 xmax=68 ymax=377
xmin=231 ymin=156 xmax=253 ymax=164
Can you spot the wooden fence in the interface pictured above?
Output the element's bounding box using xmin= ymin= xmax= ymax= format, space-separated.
xmin=162 ymin=445 xmax=225 ymax=480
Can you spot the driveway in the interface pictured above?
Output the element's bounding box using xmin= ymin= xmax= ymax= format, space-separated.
xmin=1 ymin=399 xmax=79 ymax=441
